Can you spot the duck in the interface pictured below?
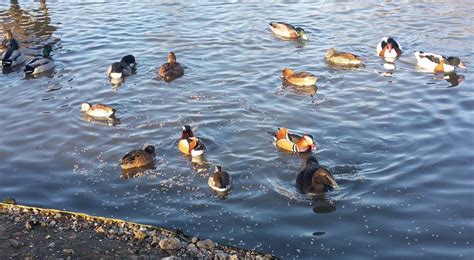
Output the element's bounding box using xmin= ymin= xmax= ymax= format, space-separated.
xmin=178 ymin=125 xmax=206 ymax=156
xmin=325 ymin=48 xmax=362 ymax=67
xmin=2 ymin=30 xmax=25 ymax=67
xmin=80 ymin=102 xmax=116 ymax=119
xmin=24 ymin=45 xmax=55 ymax=74
xmin=107 ymin=55 xmax=136 ymax=79
xmin=377 ymin=37 xmax=401 ymax=60
xmin=269 ymin=127 xmax=316 ymax=153
xmin=269 ymin=22 xmax=308 ymax=40
xmin=208 ymin=165 xmax=232 ymax=192
xmin=120 ymin=145 xmax=155 ymax=170
xmin=282 ymin=68 xmax=317 ymax=87
xmin=296 ymin=154 xmax=339 ymax=194
xmin=414 ymin=51 xmax=465 ymax=73
xmin=158 ymin=52 xmax=184 ymax=82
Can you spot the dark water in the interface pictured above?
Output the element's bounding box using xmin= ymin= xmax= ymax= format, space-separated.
xmin=1 ymin=2 xmax=473 ymax=258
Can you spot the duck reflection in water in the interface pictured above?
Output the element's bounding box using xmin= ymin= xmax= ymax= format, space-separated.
xmin=435 ymin=72 xmax=465 ymax=88
xmin=81 ymin=113 xmax=121 ymax=126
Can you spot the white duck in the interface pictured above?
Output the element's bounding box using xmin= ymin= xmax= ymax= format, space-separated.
xmin=414 ymin=51 xmax=465 ymax=73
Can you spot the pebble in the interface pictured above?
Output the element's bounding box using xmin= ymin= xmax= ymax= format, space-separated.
xmin=9 ymin=239 xmax=21 ymax=248
xmin=25 ymin=221 xmax=32 ymax=230
xmin=48 ymin=242 xmax=55 ymax=248
xmin=63 ymin=249 xmax=74 ymax=255
xmin=196 ymin=239 xmax=215 ymax=250
xmin=187 ymin=243 xmax=199 ymax=254
xmin=45 ymin=235 xmax=51 ymax=240
xmin=229 ymin=255 xmax=239 ymax=260
xmin=49 ymin=220 xmax=56 ymax=227
xmin=215 ymin=252 xmax=228 ymax=259
xmin=133 ymin=229 xmax=147 ymax=241
xmin=95 ymin=226 xmax=105 ymax=234
xmin=159 ymin=238 xmax=182 ymax=250
xmin=191 ymin=236 xmax=198 ymax=244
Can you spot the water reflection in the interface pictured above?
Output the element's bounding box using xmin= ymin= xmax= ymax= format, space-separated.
xmin=436 ymin=72 xmax=465 ymax=88
xmin=82 ymin=114 xmax=121 ymax=127
xmin=121 ymin=165 xmax=155 ymax=179
xmin=281 ymin=82 xmax=317 ymax=97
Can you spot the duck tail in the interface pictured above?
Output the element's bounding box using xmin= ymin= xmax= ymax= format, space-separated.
xmin=24 ymin=65 xmax=34 ymax=74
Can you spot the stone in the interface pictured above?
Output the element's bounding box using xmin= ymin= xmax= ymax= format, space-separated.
xmin=49 ymin=220 xmax=56 ymax=227
xmin=25 ymin=222 xmax=32 ymax=230
xmin=133 ymin=230 xmax=147 ymax=241
xmin=9 ymin=239 xmax=21 ymax=248
xmin=229 ymin=255 xmax=239 ymax=260
xmin=95 ymin=226 xmax=105 ymax=234
xmin=196 ymin=239 xmax=215 ymax=251
xmin=45 ymin=235 xmax=51 ymax=240
xmin=63 ymin=249 xmax=74 ymax=255
xmin=159 ymin=238 xmax=182 ymax=250
xmin=48 ymin=242 xmax=55 ymax=248
xmin=214 ymin=252 xmax=228 ymax=260
xmin=187 ymin=243 xmax=199 ymax=254
xmin=191 ymin=236 xmax=198 ymax=244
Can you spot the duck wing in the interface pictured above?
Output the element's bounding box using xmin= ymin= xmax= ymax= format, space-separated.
xmin=288 ymin=132 xmax=302 ymax=143
xmin=336 ymin=52 xmax=359 ymax=59
xmin=270 ymin=22 xmax=296 ymax=30
xmin=159 ymin=62 xmax=184 ymax=81
xmin=293 ymin=71 xmax=315 ymax=78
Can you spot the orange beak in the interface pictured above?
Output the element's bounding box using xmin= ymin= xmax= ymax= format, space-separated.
xmin=458 ymin=62 xmax=466 ymax=69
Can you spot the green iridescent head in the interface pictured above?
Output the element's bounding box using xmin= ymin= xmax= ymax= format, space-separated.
xmin=296 ymin=27 xmax=308 ymax=40
xmin=43 ymin=44 xmax=53 ymax=57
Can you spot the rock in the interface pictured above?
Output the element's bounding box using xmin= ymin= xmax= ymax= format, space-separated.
xmin=48 ymin=242 xmax=55 ymax=248
xmin=133 ymin=230 xmax=147 ymax=241
xmin=95 ymin=226 xmax=105 ymax=234
xmin=229 ymin=255 xmax=239 ymax=260
xmin=14 ymin=217 xmax=21 ymax=223
xmin=214 ymin=252 xmax=228 ymax=260
xmin=25 ymin=222 xmax=32 ymax=230
xmin=159 ymin=238 xmax=182 ymax=250
xmin=196 ymin=239 xmax=215 ymax=251
xmin=62 ymin=249 xmax=74 ymax=255
xmin=191 ymin=237 xmax=198 ymax=244
xmin=45 ymin=235 xmax=51 ymax=240
xmin=2 ymin=197 xmax=17 ymax=204
xmin=49 ymin=220 xmax=56 ymax=227
xmin=264 ymin=254 xmax=273 ymax=259
xmin=55 ymin=213 xmax=62 ymax=219
xmin=9 ymin=239 xmax=21 ymax=248
xmin=187 ymin=243 xmax=199 ymax=254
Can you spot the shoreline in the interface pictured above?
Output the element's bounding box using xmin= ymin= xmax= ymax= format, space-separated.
xmin=0 ymin=201 xmax=273 ymax=259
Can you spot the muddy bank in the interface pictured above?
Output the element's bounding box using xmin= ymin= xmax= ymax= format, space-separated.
xmin=0 ymin=201 xmax=273 ymax=259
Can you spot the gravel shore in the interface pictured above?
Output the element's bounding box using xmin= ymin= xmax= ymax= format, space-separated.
xmin=0 ymin=200 xmax=273 ymax=259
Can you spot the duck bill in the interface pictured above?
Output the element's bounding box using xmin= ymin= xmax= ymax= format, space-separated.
xmin=301 ymin=34 xmax=309 ymax=41
xmin=458 ymin=62 xmax=466 ymax=69
xmin=329 ymin=179 xmax=340 ymax=191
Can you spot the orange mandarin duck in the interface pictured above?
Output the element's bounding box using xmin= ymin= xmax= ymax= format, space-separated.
xmin=269 ymin=127 xmax=316 ymax=153
xmin=178 ymin=125 xmax=206 ymax=156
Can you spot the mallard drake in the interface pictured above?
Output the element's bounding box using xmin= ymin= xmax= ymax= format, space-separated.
xmin=269 ymin=127 xmax=316 ymax=153
xmin=414 ymin=51 xmax=465 ymax=73
xmin=208 ymin=165 xmax=232 ymax=192
xmin=282 ymin=68 xmax=317 ymax=87
xmin=158 ymin=52 xmax=184 ymax=82
xmin=2 ymin=30 xmax=25 ymax=67
xmin=80 ymin=102 xmax=116 ymax=119
xmin=120 ymin=145 xmax=155 ymax=170
xmin=24 ymin=45 xmax=55 ymax=74
xmin=107 ymin=55 xmax=136 ymax=79
xmin=178 ymin=125 xmax=205 ymax=156
xmin=377 ymin=37 xmax=401 ymax=60
xmin=325 ymin=48 xmax=362 ymax=67
xmin=296 ymin=154 xmax=339 ymax=194
xmin=269 ymin=22 xmax=308 ymax=40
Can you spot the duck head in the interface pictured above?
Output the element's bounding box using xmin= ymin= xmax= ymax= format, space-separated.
xmin=297 ymin=134 xmax=316 ymax=151
xmin=144 ymin=145 xmax=156 ymax=156
xmin=80 ymin=102 xmax=91 ymax=112
xmin=313 ymin=168 xmax=339 ymax=192
xmin=121 ymin=55 xmax=136 ymax=67
xmin=181 ymin=125 xmax=194 ymax=139
xmin=325 ymin=48 xmax=336 ymax=59
xmin=43 ymin=45 xmax=52 ymax=58
xmin=282 ymin=68 xmax=294 ymax=79
xmin=214 ymin=165 xmax=223 ymax=173
xmin=295 ymin=27 xmax=308 ymax=40
xmin=167 ymin=52 xmax=177 ymax=63
xmin=386 ymin=38 xmax=398 ymax=51
xmin=446 ymin=57 xmax=465 ymax=69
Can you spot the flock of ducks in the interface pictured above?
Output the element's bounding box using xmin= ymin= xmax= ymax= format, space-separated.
xmin=1 ymin=21 xmax=467 ymax=196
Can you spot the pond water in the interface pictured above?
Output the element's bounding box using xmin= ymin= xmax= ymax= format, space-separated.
xmin=1 ymin=1 xmax=473 ymax=258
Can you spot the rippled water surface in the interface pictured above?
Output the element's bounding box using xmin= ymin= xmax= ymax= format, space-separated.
xmin=1 ymin=1 xmax=473 ymax=258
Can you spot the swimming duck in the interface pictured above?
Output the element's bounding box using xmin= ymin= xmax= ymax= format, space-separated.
xmin=2 ymin=30 xmax=25 ymax=67
xmin=377 ymin=37 xmax=401 ymax=60
xmin=120 ymin=145 xmax=155 ymax=170
xmin=178 ymin=125 xmax=206 ymax=156
xmin=296 ymin=154 xmax=339 ymax=194
xmin=282 ymin=68 xmax=317 ymax=87
xmin=208 ymin=165 xmax=232 ymax=192
xmin=107 ymin=55 xmax=136 ymax=79
xmin=158 ymin=52 xmax=184 ymax=82
xmin=325 ymin=48 xmax=362 ymax=67
xmin=24 ymin=45 xmax=55 ymax=74
xmin=269 ymin=22 xmax=308 ymax=40
xmin=269 ymin=127 xmax=316 ymax=153
xmin=414 ymin=51 xmax=465 ymax=73
xmin=80 ymin=102 xmax=116 ymax=119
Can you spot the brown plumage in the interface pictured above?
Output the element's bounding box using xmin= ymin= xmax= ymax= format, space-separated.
xmin=208 ymin=165 xmax=232 ymax=192
xmin=325 ymin=48 xmax=362 ymax=67
xmin=158 ymin=52 xmax=184 ymax=82
xmin=282 ymin=68 xmax=317 ymax=87
xmin=297 ymin=154 xmax=339 ymax=194
xmin=120 ymin=145 xmax=155 ymax=170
